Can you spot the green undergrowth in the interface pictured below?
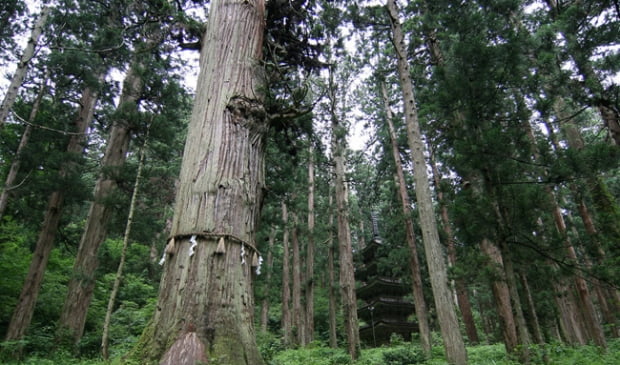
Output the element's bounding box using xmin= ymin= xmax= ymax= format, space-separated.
xmin=268 ymin=337 xmax=620 ymax=365
xmin=1 ymin=337 xmax=619 ymax=364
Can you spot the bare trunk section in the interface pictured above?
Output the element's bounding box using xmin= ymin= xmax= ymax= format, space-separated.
xmin=291 ymin=211 xmax=306 ymax=345
xmin=386 ymin=2 xmax=467 ymax=363
xmin=498 ymin=242 xmax=532 ymax=362
xmin=520 ymin=274 xmax=544 ymax=345
xmin=305 ymin=146 xmax=315 ymax=344
xmin=281 ymin=202 xmax=292 ymax=346
xmin=101 ymin=134 xmax=147 ymax=359
xmin=4 ymin=79 xmax=100 ymax=347
xmin=131 ymin=1 xmax=266 ymax=363
xmin=480 ymin=238 xmax=519 ymax=353
xmin=380 ymin=82 xmax=432 ymax=356
xmin=429 ymin=145 xmax=479 ymax=345
xmin=329 ymin=67 xmax=360 ymax=360
xmin=260 ymin=227 xmax=275 ymax=332
xmin=0 ymin=76 xmax=47 ymax=218
xmin=0 ymin=6 xmax=50 ymax=129
xmin=57 ymin=49 xmax=146 ymax=344
xmin=327 ymin=194 xmax=338 ymax=349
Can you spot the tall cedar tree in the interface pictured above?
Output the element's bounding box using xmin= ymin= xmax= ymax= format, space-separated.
xmin=386 ymin=1 xmax=467 ymax=363
xmin=131 ymin=0 xmax=267 ymax=363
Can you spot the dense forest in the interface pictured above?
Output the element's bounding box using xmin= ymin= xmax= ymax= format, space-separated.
xmin=0 ymin=0 xmax=619 ymax=364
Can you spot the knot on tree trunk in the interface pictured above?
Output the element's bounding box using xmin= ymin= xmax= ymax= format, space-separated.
xmin=160 ymin=331 xmax=208 ymax=365
xmin=226 ymin=95 xmax=267 ymax=130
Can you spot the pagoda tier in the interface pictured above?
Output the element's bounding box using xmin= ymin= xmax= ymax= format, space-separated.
xmin=359 ymin=320 xmax=418 ymax=346
xmin=357 ymin=277 xmax=410 ymax=299
xmin=358 ymin=296 xmax=415 ymax=321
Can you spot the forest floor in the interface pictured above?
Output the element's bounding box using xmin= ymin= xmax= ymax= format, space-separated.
xmin=3 ymin=337 xmax=619 ymax=364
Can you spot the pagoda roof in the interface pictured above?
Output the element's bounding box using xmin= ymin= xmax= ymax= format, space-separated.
xmin=357 ymin=277 xmax=409 ymax=299
xmin=360 ymin=237 xmax=383 ymax=262
xmin=358 ymin=296 xmax=414 ymax=320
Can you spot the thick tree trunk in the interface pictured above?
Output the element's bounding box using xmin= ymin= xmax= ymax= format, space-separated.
xmin=305 ymin=147 xmax=315 ymax=344
xmin=329 ymin=67 xmax=360 ymax=360
xmin=0 ymin=76 xmax=47 ymax=218
xmin=0 ymin=6 xmax=50 ymax=129
xmin=4 ymin=80 xmax=99 ymax=346
xmin=552 ymin=276 xmax=587 ymax=345
xmin=381 ymin=82 xmax=432 ymax=356
xmin=131 ymin=1 xmax=266 ymax=363
xmin=386 ymin=2 xmax=467 ymax=363
xmin=281 ymin=201 xmax=292 ymax=346
xmin=101 ymin=135 xmax=147 ymax=359
xmin=57 ymin=50 xmax=144 ymax=344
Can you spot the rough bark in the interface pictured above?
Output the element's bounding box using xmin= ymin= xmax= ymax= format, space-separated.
xmin=57 ymin=48 xmax=145 ymax=344
xmin=386 ymin=1 xmax=467 ymax=363
xmin=380 ymin=81 xmax=432 ymax=356
xmin=0 ymin=76 xmax=47 ymax=218
xmin=327 ymin=194 xmax=338 ymax=349
xmin=291 ymin=211 xmax=306 ymax=345
xmin=4 ymin=80 xmax=99 ymax=345
xmin=131 ymin=1 xmax=266 ymax=363
xmin=101 ymin=135 xmax=147 ymax=359
xmin=281 ymin=201 xmax=292 ymax=346
xmin=520 ymin=273 xmax=544 ymax=345
xmin=480 ymin=238 xmax=519 ymax=354
xmin=429 ymin=143 xmax=479 ymax=345
xmin=329 ymin=67 xmax=360 ymax=360
xmin=0 ymin=6 xmax=50 ymax=129
xmin=260 ymin=227 xmax=275 ymax=332
xmin=305 ymin=146 xmax=315 ymax=344
xmin=498 ymin=242 xmax=532 ymax=362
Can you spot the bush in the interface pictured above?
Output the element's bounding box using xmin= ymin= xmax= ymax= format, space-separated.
xmin=381 ymin=345 xmax=425 ymax=365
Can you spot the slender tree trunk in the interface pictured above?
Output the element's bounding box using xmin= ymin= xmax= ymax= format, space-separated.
xmin=429 ymin=145 xmax=479 ymax=345
xmin=0 ymin=76 xmax=47 ymax=218
xmin=386 ymin=2 xmax=466 ymax=363
xmin=305 ymin=146 xmax=315 ymax=344
xmin=131 ymin=1 xmax=266 ymax=363
xmin=520 ymin=273 xmax=544 ymax=345
xmin=499 ymin=242 xmax=532 ymax=362
xmin=281 ymin=201 xmax=292 ymax=346
xmin=0 ymin=6 xmax=50 ymax=129
xmin=4 ymin=80 xmax=100 ymax=346
xmin=260 ymin=227 xmax=275 ymax=332
xmin=57 ymin=50 xmax=146 ymax=343
xmin=327 ymin=194 xmax=338 ymax=349
xmin=380 ymin=81 xmax=432 ymax=356
xmin=329 ymin=66 xmax=360 ymax=360
xmin=291 ymin=211 xmax=306 ymax=345
xmin=480 ymin=238 xmax=519 ymax=354
xmin=101 ymin=133 xmax=148 ymax=359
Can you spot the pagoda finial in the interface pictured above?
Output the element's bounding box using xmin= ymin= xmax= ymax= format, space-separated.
xmin=371 ymin=211 xmax=381 ymax=240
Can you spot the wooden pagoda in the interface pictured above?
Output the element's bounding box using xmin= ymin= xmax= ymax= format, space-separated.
xmin=356 ymin=217 xmax=417 ymax=346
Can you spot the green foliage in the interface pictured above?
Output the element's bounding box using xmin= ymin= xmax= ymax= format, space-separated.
xmin=380 ymin=345 xmax=425 ymax=365
xmin=0 ymin=217 xmax=33 ymax=330
xmin=270 ymin=343 xmax=351 ymax=365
